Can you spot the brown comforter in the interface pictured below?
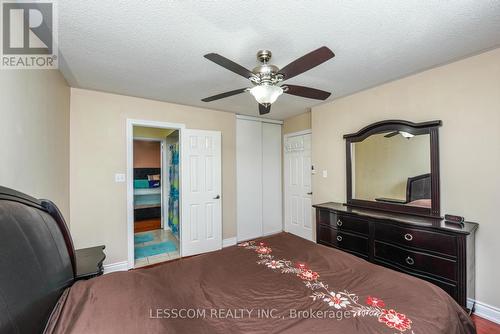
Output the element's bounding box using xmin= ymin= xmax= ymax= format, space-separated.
xmin=45 ymin=233 xmax=475 ymax=334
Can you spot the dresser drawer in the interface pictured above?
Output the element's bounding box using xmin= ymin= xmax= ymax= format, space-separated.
xmin=373 ymin=259 xmax=458 ymax=300
xmin=374 ymin=223 xmax=457 ymax=257
xmin=317 ymin=209 xmax=331 ymax=225
xmin=317 ymin=210 xmax=370 ymax=235
xmin=318 ymin=224 xmax=369 ymax=258
xmin=374 ymin=241 xmax=457 ymax=281
xmin=334 ymin=214 xmax=370 ymax=235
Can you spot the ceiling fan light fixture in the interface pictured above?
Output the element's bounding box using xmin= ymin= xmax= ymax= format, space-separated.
xmin=399 ymin=131 xmax=414 ymax=138
xmin=249 ymin=85 xmax=283 ymax=105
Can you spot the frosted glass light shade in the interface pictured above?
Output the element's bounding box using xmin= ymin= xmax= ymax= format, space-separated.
xmin=249 ymin=85 xmax=283 ymax=105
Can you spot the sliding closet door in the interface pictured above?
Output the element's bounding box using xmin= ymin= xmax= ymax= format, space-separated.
xmin=236 ymin=119 xmax=263 ymax=241
xmin=262 ymin=123 xmax=282 ymax=235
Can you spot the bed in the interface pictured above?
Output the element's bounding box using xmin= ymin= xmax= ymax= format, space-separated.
xmin=0 ymin=186 xmax=475 ymax=334
xmin=376 ymin=173 xmax=432 ymax=208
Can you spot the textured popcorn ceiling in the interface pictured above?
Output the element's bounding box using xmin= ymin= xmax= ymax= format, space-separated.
xmin=58 ymin=1 xmax=500 ymax=120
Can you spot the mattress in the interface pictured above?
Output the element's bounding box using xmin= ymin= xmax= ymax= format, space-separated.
xmin=45 ymin=233 xmax=475 ymax=334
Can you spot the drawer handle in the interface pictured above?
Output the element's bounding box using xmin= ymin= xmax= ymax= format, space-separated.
xmin=336 ymin=220 xmax=343 ymax=227
xmin=404 ymin=233 xmax=413 ymax=241
xmin=336 ymin=235 xmax=343 ymax=242
xmin=405 ymin=256 xmax=415 ymax=265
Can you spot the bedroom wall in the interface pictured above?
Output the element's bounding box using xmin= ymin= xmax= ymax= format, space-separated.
xmin=312 ymin=48 xmax=500 ymax=310
xmin=283 ymin=111 xmax=311 ymax=134
xmin=0 ymin=70 xmax=70 ymax=218
xmin=69 ymin=88 xmax=236 ymax=264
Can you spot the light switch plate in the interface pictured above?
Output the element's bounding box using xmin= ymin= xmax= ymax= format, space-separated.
xmin=115 ymin=173 xmax=126 ymax=183
xmin=322 ymin=170 xmax=328 ymax=178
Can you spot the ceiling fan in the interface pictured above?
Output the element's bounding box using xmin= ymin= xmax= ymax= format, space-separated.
xmin=201 ymin=46 xmax=335 ymax=115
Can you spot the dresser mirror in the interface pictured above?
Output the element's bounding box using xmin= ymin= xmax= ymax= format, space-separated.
xmin=344 ymin=120 xmax=442 ymax=218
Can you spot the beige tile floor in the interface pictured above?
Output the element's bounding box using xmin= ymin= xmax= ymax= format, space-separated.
xmin=134 ymin=229 xmax=179 ymax=268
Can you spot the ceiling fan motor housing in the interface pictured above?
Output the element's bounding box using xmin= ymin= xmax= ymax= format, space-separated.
xmin=251 ymin=50 xmax=284 ymax=85
xmin=256 ymin=50 xmax=272 ymax=63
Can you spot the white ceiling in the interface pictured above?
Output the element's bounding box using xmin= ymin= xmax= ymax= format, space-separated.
xmin=58 ymin=1 xmax=500 ymax=120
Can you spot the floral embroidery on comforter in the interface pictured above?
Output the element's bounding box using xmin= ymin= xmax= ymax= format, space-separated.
xmin=238 ymin=240 xmax=415 ymax=333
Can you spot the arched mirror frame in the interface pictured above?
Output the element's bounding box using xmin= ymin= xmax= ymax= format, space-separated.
xmin=344 ymin=120 xmax=442 ymax=218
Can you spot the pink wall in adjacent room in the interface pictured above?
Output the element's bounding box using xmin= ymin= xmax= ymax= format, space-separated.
xmin=133 ymin=140 xmax=160 ymax=168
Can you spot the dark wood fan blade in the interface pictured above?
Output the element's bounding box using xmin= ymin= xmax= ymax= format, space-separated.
xmin=201 ymin=88 xmax=247 ymax=102
xmin=384 ymin=131 xmax=399 ymax=138
xmin=204 ymin=53 xmax=254 ymax=79
xmin=284 ymin=85 xmax=331 ymax=100
xmin=259 ymin=104 xmax=271 ymax=115
xmin=279 ymin=46 xmax=334 ymax=81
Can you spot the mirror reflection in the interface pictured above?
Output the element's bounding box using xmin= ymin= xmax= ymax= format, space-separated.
xmin=352 ymin=131 xmax=431 ymax=208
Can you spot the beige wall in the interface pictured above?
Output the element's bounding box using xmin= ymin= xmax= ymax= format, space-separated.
xmin=283 ymin=111 xmax=311 ymax=134
xmin=354 ymin=133 xmax=430 ymax=201
xmin=312 ymin=48 xmax=500 ymax=308
xmin=69 ymin=88 xmax=236 ymax=264
xmin=0 ymin=70 xmax=70 ymax=218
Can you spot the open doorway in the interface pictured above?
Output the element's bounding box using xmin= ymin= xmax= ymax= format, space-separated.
xmin=127 ymin=120 xmax=223 ymax=269
xmin=132 ymin=126 xmax=180 ymax=268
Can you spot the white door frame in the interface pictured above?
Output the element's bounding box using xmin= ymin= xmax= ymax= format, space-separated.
xmin=126 ymin=119 xmax=185 ymax=269
xmin=283 ymin=129 xmax=313 ymax=241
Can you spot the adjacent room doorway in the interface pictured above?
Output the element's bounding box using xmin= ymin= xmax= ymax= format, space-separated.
xmin=126 ymin=120 xmax=223 ymax=269
xmin=284 ymin=130 xmax=313 ymax=241
xmin=131 ymin=126 xmax=180 ymax=268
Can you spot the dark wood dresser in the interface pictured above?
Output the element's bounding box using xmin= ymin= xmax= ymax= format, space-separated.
xmin=314 ymin=202 xmax=478 ymax=309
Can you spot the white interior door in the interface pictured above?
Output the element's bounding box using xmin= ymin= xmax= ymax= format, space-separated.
xmin=236 ymin=119 xmax=263 ymax=241
xmin=181 ymin=129 xmax=222 ymax=256
xmin=284 ymin=133 xmax=313 ymax=241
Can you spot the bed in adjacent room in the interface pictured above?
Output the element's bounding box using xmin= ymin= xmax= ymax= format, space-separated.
xmin=0 ymin=187 xmax=475 ymax=334
xmin=133 ymin=167 xmax=162 ymax=222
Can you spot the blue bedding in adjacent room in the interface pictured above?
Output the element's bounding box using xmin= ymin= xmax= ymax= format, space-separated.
xmin=134 ymin=194 xmax=161 ymax=207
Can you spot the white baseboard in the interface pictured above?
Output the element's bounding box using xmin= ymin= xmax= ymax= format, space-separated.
xmin=222 ymin=237 xmax=237 ymax=248
xmin=470 ymin=298 xmax=500 ymax=324
xmin=103 ymin=261 xmax=129 ymax=274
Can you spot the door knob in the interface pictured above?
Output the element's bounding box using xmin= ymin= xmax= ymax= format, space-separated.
xmin=307 ymin=192 xmax=313 ymax=195
xmin=213 ymin=195 xmax=220 ymax=199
